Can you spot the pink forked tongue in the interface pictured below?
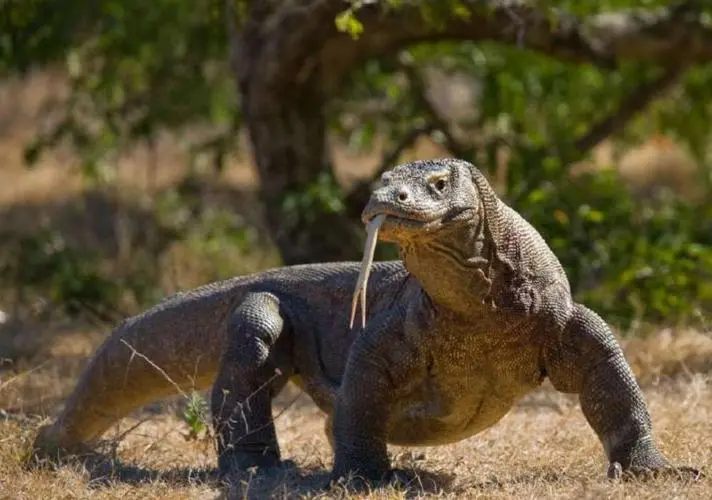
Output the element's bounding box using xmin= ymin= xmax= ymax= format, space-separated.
xmin=349 ymin=214 xmax=387 ymax=330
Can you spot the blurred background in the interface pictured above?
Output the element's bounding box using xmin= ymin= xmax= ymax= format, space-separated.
xmin=2 ymin=0 xmax=712 ymax=415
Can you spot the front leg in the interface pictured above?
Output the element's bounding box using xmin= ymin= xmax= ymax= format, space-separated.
xmin=330 ymin=311 xmax=421 ymax=484
xmin=545 ymin=303 xmax=698 ymax=479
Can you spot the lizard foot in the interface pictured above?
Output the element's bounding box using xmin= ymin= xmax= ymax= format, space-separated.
xmin=219 ymin=459 xmax=298 ymax=498
xmin=329 ymin=452 xmax=391 ymax=491
xmin=328 ymin=467 xmax=424 ymax=494
xmin=217 ymin=449 xmax=285 ymax=479
xmin=606 ymin=438 xmax=703 ymax=483
xmin=26 ymin=423 xmax=96 ymax=469
xmin=607 ymin=462 xmax=704 ymax=482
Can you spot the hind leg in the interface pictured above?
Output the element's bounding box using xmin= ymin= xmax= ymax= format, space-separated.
xmin=211 ymin=292 xmax=291 ymax=475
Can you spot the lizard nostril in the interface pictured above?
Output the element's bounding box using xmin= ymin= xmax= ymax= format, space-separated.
xmin=397 ymin=190 xmax=409 ymax=202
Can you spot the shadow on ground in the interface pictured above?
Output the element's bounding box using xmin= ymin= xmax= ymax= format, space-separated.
xmin=30 ymin=453 xmax=457 ymax=499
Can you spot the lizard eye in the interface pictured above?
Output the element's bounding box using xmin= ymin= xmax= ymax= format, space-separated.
xmin=433 ymin=178 xmax=447 ymax=193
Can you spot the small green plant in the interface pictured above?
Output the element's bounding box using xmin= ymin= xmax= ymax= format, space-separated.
xmin=181 ymin=391 xmax=210 ymax=441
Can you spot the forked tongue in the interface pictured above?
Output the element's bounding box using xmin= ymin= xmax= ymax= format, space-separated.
xmin=349 ymin=214 xmax=387 ymax=329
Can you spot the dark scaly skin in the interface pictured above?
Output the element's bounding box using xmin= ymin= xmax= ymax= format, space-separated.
xmin=333 ymin=158 xmax=697 ymax=483
xmin=30 ymin=262 xmax=407 ymax=465
xmin=32 ymin=158 xmax=697 ymax=486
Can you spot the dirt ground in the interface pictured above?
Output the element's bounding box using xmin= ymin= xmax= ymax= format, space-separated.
xmin=1 ymin=72 xmax=711 ymax=499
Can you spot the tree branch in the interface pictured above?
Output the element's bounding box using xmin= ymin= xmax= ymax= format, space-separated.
xmin=345 ymin=57 xmax=686 ymax=214
xmin=396 ymin=53 xmax=471 ymax=159
xmin=229 ymin=0 xmax=711 ymax=261
xmin=320 ymin=0 xmax=712 ymax=92
xmin=573 ymin=66 xmax=686 ymax=154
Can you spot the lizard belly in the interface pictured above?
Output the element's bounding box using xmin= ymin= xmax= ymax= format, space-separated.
xmin=389 ymin=384 xmax=516 ymax=446
xmin=388 ymin=329 xmax=544 ymax=446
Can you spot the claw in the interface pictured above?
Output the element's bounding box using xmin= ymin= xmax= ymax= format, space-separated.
xmin=349 ymin=214 xmax=386 ymax=330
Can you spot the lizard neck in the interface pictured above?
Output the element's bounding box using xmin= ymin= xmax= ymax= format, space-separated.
xmin=401 ymin=208 xmax=504 ymax=317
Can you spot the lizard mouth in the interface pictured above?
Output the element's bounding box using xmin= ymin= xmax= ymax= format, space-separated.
xmin=361 ymin=205 xmax=446 ymax=229
xmin=362 ymin=206 xmax=473 ymax=231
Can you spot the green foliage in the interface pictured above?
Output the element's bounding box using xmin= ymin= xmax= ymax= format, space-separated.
xmin=281 ymin=172 xmax=346 ymax=225
xmin=8 ymin=0 xmax=238 ymax=184
xmin=335 ymin=7 xmax=364 ymax=39
xmin=0 ymin=227 xmax=120 ymax=317
xmin=519 ymin=170 xmax=712 ymax=329
xmin=184 ymin=208 xmax=265 ymax=279
xmin=630 ymin=64 xmax=712 ymax=168
xmin=154 ymin=184 xmax=275 ymax=282
xmin=5 ymin=0 xmax=712 ymax=328
xmin=1 ymin=0 xmax=84 ymax=73
xmin=181 ymin=391 xmax=210 ymax=441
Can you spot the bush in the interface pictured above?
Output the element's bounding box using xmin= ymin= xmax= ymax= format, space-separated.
xmin=518 ymin=169 xmax=712 ymax=330
xmin=0 ymin=227 xmax=120 ymax=319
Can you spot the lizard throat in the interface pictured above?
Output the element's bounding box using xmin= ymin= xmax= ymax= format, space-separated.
xmin=400 ymin=214 xmax=497 ymax=314
xmin=351 ymin=207 xmax=491 ymax=324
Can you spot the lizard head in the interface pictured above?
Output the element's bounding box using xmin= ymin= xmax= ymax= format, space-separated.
xmin=361 ymin=157 xmax=481 ymax=242
xmin=349 ymin=158 xmax=491 ymax=329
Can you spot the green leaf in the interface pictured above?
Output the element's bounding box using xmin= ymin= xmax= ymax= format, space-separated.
xmin=335 ymin=9 xmax=364 ymax=39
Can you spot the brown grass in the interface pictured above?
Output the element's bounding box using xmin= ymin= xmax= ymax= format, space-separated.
xmin=1 ymin=328 xmax=710 ymax=499
xmin=1 ymin=71 xmax=711 ymax=499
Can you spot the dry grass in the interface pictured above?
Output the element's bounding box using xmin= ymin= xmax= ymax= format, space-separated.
xmin=1 ymin=328 xmax=711 ymax=499
xmin=2 ymin=71 xmax=711 ymax=499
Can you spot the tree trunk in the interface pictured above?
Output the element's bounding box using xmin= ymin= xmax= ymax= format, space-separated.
xmin=241 ymin=73 xmax=363 ymax=264
xmin=230 ymin=2 xmax=362 ymax=265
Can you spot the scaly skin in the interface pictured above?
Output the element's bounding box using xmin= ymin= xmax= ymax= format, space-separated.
xmin=32 ymin=158 xmax=698 ymax=486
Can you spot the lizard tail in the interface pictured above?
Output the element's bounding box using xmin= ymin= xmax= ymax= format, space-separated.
xmin=31 ymin=288 xmax=232 ymax=461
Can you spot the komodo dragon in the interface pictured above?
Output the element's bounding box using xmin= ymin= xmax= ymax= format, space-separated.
xmin=32 ymin=158 xmax=698 ymax=485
